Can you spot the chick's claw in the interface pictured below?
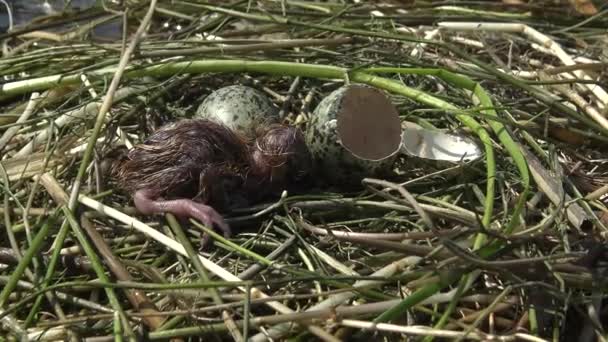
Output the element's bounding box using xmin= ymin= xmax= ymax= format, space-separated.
xmin=188 ymin=202 xmax=232 ymax=249
xmin=189 ymin=202 xmax=231 ymax=237
xmin=133 ymin=189 xmax=231 ymax=248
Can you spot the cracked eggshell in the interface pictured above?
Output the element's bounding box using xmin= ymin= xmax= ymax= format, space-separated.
xmin=401 ymin=121 xmax=482 ymax=163
xmin=195 ymin=85 xmax=280 ymax=136
xmin=306 ymin=84 xmax=402 ymax=183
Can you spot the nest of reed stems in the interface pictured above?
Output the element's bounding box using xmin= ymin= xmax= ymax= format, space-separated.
xmin=1 ymin=1 xmax=608 ymax=341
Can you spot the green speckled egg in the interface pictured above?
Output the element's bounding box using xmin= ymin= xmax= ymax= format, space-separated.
xmin=306 ymin=84 xmax=402 ymax=184
xmin=195 ymin=85 xmax=280 ymax=136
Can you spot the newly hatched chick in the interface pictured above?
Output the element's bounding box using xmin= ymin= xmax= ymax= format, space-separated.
xmin=115 ymin=119 xmax=311 ymax=247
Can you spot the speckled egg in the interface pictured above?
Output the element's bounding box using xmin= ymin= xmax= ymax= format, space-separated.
xmin=195 ymin=85 xmax=280 ymax=137
xmin=306 ymin=84 xmax=402 ymax=184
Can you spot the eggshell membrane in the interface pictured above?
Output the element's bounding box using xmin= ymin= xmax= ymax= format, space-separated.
xmin=336 ymin=86 xmax=402 ymax=161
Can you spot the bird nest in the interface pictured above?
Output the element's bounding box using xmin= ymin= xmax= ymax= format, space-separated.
xmin=1 ymin=1 xmax=608 ymax=341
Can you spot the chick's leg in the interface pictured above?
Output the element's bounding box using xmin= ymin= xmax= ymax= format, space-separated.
xmin=133 ymin=189 xmax=231 ymax=245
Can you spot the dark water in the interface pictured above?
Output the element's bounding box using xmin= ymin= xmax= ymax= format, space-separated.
xmin=0 ymin=0 xmax=121 ymax=39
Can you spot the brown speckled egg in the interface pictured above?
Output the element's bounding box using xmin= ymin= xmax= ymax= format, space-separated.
xmin=195 ymin=85 xmax=280 ymax=137
xmin=306 ymin=84 xmax=402 ymax=184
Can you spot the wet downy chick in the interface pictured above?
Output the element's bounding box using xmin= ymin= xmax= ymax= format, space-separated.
xmin=247 ymin=124 xmax=312 ymax=197
xmin=114 ymin=119 xmax=311 ymax=247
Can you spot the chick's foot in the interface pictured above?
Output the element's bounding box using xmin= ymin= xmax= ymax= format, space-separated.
xmin=133 ymin=189 xmax=231 ymax=248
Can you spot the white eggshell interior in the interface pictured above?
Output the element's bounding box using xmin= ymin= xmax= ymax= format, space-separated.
xmin=401 ymin=121 xmax=482 ymax=162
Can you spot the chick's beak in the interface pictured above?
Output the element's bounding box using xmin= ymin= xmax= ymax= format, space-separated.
xmin=270 ymin=164 xmax=287 ymax=185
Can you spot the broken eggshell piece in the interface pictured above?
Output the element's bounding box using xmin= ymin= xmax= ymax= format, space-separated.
xmin=400 ymin=121 xmax=482 ymax=162
xmin=306 ymin=84 xmax=402 ymax=183
xmin=195 ymin=85 xmax=280 ymax=137
xmin=307 ymin=83 xmax=482 ymax=184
